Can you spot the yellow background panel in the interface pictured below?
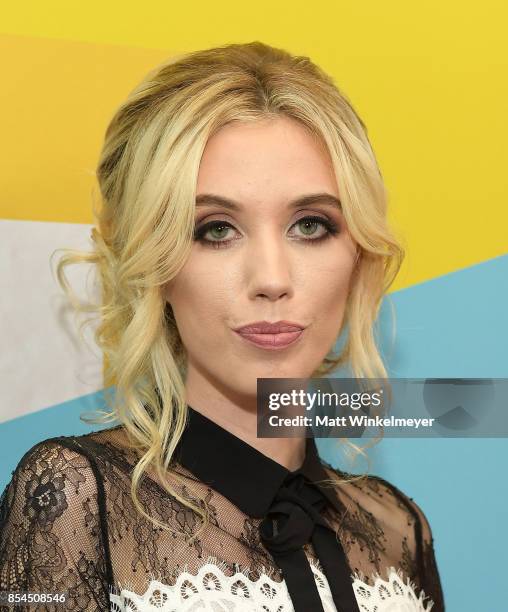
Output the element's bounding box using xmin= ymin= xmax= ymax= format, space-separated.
xmin=0 ymin=1 xmax=507 ymax=291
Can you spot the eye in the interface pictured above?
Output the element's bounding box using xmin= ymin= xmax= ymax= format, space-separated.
xmin=193 ymin=215 xmax=340 ymax=249
xmin=193 ymin=221 xmax=239 ymax=249
xmin=289 ymin=216 xmax=340 ymax=242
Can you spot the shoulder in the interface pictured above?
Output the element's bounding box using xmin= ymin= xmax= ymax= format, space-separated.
xmin=3 ymin=425 xmax=130 ymax=491
xmin=7 ymin=435 xmax=101 ymax=479
xmin=1 ymin=435 xmax=104 ymax=529
xmin=319 ymin=460 xmax=434 ymax=542
xmin=0 ymin=436 xmax=116 ymax=604
xmin=318 ymin=463 xmax=445 ymax=610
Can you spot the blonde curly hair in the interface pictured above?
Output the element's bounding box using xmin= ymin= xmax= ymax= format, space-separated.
xmin=53 ymin=41 xmax=404 ymax=546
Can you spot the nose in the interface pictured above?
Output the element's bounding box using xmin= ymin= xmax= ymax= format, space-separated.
xmin=246 ymin=232 xmax=294 ymax=301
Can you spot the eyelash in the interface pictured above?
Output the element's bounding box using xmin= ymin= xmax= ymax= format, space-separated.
xmin=193 ymin=216 xmax=340 ymax=249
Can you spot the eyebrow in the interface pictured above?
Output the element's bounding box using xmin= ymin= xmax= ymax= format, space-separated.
xmin=195 ymin=192 xmax=342 ymax=211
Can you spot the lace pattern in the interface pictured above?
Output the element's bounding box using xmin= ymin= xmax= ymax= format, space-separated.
xmin=109 ymin=557 xmax=434 ymax=612
xmin=0 ymin=427 xmax=445 ymax=611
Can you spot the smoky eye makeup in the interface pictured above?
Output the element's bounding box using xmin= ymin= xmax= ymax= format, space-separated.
xmin=193 ymin=213 xmax=341 ymax=249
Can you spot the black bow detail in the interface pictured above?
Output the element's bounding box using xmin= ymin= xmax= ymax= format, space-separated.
xmin=259 ymin=472 xmax=328 ymax=553
xmin=259 ymin=471 xmax=360 ymax=612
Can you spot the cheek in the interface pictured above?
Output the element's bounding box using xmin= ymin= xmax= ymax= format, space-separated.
xmin=304 ymin=250 xmax=355 ymax=322
xmin=166 ymin=265 xmax=233 ymax=342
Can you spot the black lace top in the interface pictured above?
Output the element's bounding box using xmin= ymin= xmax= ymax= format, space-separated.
xmin=0 ymin=405 xmax=445 ymax=611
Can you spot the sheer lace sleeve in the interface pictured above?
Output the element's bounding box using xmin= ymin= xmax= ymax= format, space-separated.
xmin=372 ymin=473 xmax=446 ymax=612
xmin=0 ymin=439 xmax=114 ymax=611
xmin=404 ymin=494 xmax=446 ymax=612
xmin=320 ymin=463 xmax=446 ymax=611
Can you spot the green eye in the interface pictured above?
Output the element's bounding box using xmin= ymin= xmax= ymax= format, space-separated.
xmin=209 ymin=224 xmax=231 ymax=240
xmin=298 ymin=219 xmax=320 ymax=236
xmin=193 ymin=215 xmax=340 ymax=249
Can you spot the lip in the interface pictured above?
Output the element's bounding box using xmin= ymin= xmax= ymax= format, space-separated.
xmin=233 ymin=320 xmax=306 ymax=350
xmin=234 ymin=320 xmax=305 ymax=334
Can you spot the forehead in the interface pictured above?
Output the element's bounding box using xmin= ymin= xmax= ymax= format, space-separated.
xmin=196 ymin=116 xmax=338 ymax=203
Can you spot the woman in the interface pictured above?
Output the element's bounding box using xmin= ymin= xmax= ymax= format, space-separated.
xmin=0 ymin=42 xmax=445 ymax=611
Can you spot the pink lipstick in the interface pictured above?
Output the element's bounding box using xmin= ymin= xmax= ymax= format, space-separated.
xmin=233 ymin=320 xmax=305 ymax=350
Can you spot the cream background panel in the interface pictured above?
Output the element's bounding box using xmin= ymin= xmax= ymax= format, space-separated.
xmin=0 ymin=220 xmax=102 ymax=423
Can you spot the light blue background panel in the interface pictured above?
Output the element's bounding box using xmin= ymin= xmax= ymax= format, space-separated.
xmin=2 ymin=253 xmax=507 ymax=611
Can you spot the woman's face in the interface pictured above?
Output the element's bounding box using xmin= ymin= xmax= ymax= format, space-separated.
xmin=164 ymin=115 xmax=358 ymax=405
